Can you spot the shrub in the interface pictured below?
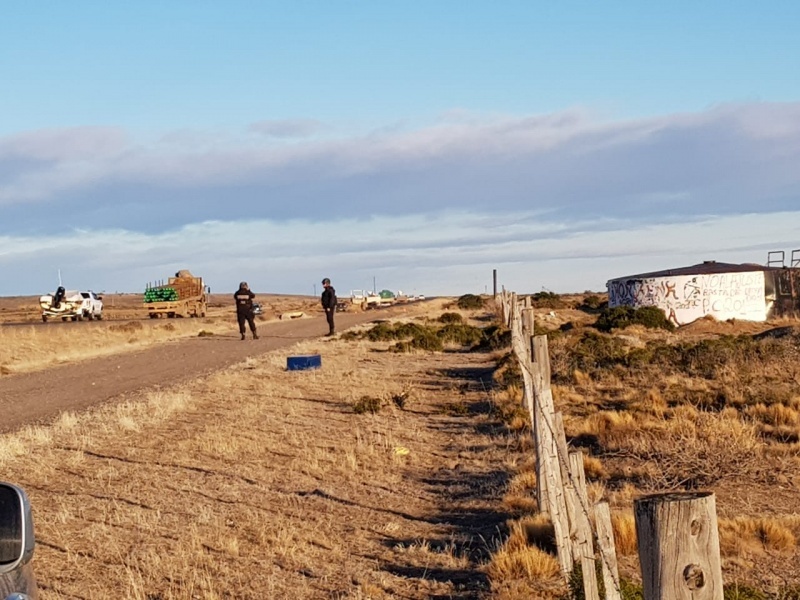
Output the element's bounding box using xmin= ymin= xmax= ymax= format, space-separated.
xmin=579 ymin=294 xmax=605 ymax=310
xmin=635 ymin=306 xmax=676 ymax=330
xmin=438 ymin=323 xmax=483 ymax=346
xmin=476 ymin=325 xmax=512 ymax=351
xmin=392 ymin=329 xmax=444 ymax=353
xmin=364 ymin=321 xmax=400 ymax=341
xmin=456 ymin=294 xmax=485 ymax=310
xmin=570 ymin=331 xmax=628 ymax=373
xmin=393 ymin=322 xmax=430 ymax=339
xmin=438 ymin=312 xmax=464 ymax=324
xmin=618 ymin=411 xmax=762 ymax=488
xmin=531 ymin=291 xmax=566 ymax=309
xmin=352 ymin=396 xmax=383 ymax=414
xmin=494 ymin=352 xmax=523 ymax=389
xmin=595 ymin=305 xmax=675 ymax=332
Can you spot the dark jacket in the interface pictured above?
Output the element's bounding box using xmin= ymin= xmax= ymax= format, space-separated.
xmin=234 ymin=287 xmax=255 ymax=314
xmin=321 ymin=286 xmax=337 ymax=310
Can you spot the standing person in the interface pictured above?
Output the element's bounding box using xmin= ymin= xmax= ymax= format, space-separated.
xmin=234 ymin=281 xmax=259 ymax=341
xmin=321 ymin=277 xmax=337 ymax=336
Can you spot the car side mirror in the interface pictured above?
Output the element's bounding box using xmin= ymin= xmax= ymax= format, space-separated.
xmin=0 ymin=483 xmax=35 ymax=574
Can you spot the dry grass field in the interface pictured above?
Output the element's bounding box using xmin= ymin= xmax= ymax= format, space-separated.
xmin=0 ymin=299 xmax=523 ymax=599
xmin=0 ymin=293 xmax=320 ymax=375
xmin=2 ymin=292 xmax=800 ymax=599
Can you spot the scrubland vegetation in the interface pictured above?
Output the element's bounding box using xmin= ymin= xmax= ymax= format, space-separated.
xmin=484 ymin=300 xmax=800 ymax=599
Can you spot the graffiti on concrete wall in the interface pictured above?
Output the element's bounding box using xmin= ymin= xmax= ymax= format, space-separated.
xmin=607 ymin=271 xmax=766 ymax=325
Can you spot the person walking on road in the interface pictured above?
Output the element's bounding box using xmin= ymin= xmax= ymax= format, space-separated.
xmin=321 ymin=277 xmax=337 ymax=336
xmin=234 ymin=281 xmax=259 ymax=341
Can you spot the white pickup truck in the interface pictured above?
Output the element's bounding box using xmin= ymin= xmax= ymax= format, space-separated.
xmin=40 ymin=287 xmax=104 ymax=322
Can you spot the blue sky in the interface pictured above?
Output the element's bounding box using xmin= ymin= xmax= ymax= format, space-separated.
xmin=1 ymin=2 xmax=799 ymax=296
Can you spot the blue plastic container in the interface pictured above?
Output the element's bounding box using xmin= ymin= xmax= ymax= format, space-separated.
xmin=286 ymin=354 xmax=322 ymax=371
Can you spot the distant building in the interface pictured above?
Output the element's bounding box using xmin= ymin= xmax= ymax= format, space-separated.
xmin=606 ymin=251 xmax=800 ymax=326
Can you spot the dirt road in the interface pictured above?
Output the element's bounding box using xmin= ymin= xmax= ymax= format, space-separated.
xmin=0 ymin=309 xmax=401 ymax=433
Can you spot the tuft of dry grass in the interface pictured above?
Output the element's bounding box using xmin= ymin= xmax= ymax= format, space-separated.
xmin=486 ymin=544 xmax=560 ymax=581
xmin=719 ymin=517 xmax=800 ymax=555
xmin=582 ymin=454 xmax=607 ymax=480
xmin=610 ymin=512 xmax=638 ymax=556
xmin=485 ymin=515 xmax=563 ymax=599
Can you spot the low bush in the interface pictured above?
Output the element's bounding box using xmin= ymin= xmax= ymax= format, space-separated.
xmin=456 ymin=294 xmax=485 ymax=310
xmin=438 ymin=312 xmax=464 ymax=324
xmin=345 ymin=319 xmax=508 ymax=353
xmin=595 ymin=306 xmax=675 ymax=332
xmin=392 ymin=330 xmax=444 ymax=353
xmin=578 ymin=294 xmax=606 ymax=311
xmin=364 ymin=321 xmax=398 ymax=341
xmin=531 ymin=291 xmax=566 ymax=309
xmin=568 ymin=331 xmax=628 ymax=374
xmin=475 ymin=325 xmax=512 ymax=351
xmin=438 ymin=322 xmax=483 ymax=346
xmin=493 ymin=352 xmax=523 ymax=389
xmin=352 ymin=396 xmax=383 ymax=414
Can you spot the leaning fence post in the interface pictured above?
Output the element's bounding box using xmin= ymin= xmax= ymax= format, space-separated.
xmin=531 ymin=335 xmax=573 ymax=577
xmin=594 ymin=501 xmax=622 ymax=600
xmin=510 ymin=302 xmax=546 ymax=510
xmin=634 ymin=492 xmax=724 ymax=600
xmin=568 ymin=451 xmax=600 ymax=600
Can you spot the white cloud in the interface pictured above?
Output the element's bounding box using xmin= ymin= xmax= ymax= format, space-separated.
xmin=0 ymin=210 xmax=797 ymax=296
xmin=1 ymin=102 xmax=798 ymax=224
xmin=1 ymin=103 xmax=799 ymax=297
xmin=248 ymin=119 xmax=326 ymax=138
xmin=0 ymin=127 xmax=128 ymax=161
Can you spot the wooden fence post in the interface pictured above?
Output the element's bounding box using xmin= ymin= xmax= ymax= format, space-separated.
xmin=593 ymin=502 xmax=622 ymax=600
xmin=522 ymin=305 xmax=534 ymax=342
xmin=634 ymin=492 xmax=724 ymax=600
xmin=568 ymin=451 xmax=600 ymax=600
xmin=509 ymin=302 xmax=545 ymax=510
xmin=531 ymin=335 xmax=573 ymax=577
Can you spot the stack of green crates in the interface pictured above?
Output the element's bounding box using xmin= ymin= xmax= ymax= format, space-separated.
xmin=144 ymin=287 xmax=179 ymax=303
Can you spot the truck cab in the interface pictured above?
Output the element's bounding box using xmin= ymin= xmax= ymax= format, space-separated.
xmin=40 ymin=289 xmax=103 ymax=322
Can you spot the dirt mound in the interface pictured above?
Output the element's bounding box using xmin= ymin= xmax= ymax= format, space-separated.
xmin=678 ymin=315 xmax=779 ymax=337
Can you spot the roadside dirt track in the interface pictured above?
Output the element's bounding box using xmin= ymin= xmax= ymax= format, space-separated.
xmin=0 ymin=309 xmax=404 ymax=433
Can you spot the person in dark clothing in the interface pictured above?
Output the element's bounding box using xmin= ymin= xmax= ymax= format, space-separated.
xmin=234 ymin=281 xmax=259 ymax=340
xmin=321 ymin=277 xmax=337 ymax=336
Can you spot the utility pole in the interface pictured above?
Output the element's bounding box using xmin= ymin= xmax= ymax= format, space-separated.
xmin=493 ymin=269 xmax=497 ymax=298
xmin=373 ymin=276 xmax=376 ymax=294
xmin=313 ymin=284 xmax=317 ymax=296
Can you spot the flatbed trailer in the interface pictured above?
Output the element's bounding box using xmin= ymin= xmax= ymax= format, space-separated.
xmin=144 ymin=272 xmax=208 ymax=318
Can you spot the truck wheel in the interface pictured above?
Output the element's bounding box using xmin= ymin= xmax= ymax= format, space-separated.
xmin=96 ymin=313 xmax=103 ymax=320
xmin=62 ymin=317 xmax=69 ymax=322
xmin=76 ymin=314 xmax=84 ymax=322
xmin=167 ymin=312 xmax=175 ymax=318
xmin=42 ymin=315 xmax=48 ymax=323
xmin=86 ymin=312 xmax=94 ymax=321
xmin=148 ymin=313 xmax=157 ymax=319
